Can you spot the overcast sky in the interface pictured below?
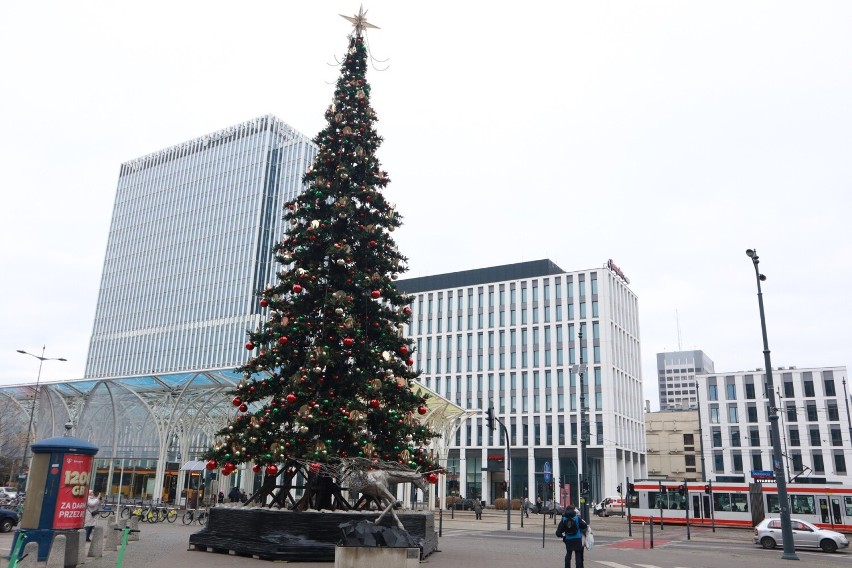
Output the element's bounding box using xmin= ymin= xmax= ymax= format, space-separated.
xmin=2 ymin=2 xmax=850 ymax=409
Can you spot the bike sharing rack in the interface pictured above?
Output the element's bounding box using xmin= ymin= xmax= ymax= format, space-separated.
xmin=10 ymin=432 xmax=98 ymax=566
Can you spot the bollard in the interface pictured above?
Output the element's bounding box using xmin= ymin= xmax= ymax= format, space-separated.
xmin=128 ymin=516 xmax=141 ymax=540
xmin=642 ymin=522 xmax=646 ymax=549
xmin=45 ymin=534 xmax=66 ymax=568
xmin=649 ymin=515 xmax=654 ymax=549
xmin=88 ymin=525 xmax=105 ymax=557
xmin=17 ymin=542 xmax=39 ymax=568
xmin=438 ymin=507 xmax=443 ymax=537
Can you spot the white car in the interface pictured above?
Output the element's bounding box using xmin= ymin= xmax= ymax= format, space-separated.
xmin=594 ymin=496 xmax=625 ymax=517
xmin=0 ymin=487 xmax=17 ymax=500
xmin=754 ymin=517 xmax=849 ymax=553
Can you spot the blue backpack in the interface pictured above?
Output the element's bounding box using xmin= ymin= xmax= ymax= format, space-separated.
xmin=556 ymin=514 xmax=578 ymax=538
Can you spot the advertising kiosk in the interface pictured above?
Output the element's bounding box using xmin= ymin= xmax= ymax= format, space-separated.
xmin=12 ymin=434 xmax=99 ymax=562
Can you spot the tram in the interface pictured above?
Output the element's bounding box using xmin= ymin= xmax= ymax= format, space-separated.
xmin=626 ymin=479 xmax=852 ymax=533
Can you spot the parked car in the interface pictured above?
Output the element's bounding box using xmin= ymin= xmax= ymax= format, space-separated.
xmin=754 ymin=517 xmax=849 ymax=553
xmin=0 ymin=487 xmax=18 ymax=500
xmin=0 ymin=509 xmax=19 ymax=532
xmin=448 ymin=498 xmax=478 ymax=511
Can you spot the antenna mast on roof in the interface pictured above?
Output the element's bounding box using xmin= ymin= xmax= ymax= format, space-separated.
xmin=676 ymin=309 xmax=682 ymax=351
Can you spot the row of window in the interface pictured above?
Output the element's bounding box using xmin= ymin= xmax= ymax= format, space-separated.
xmin=450 ymin=416 xmax=605 ymax=448
xmin=706 ymin=372 xmax=840 ymax=401
xmin=707 ymin=399 xmax=842 ymax=424
xmin=414 ymin=300 xmax=600 ymax=332
xmin=710 ymin=425 xmax=847 ymax=448
xmin=417 ymin=278 xmax=597 ymax=315
xmin=711 ymin=450 xmax=847 ymax=475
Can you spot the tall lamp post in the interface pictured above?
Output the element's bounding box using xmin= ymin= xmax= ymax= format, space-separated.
xmin=745 ymin=249 xmax=798 ymax=561
xmin=16 ymin=347 xmax=67 ymax=484
xmin=572 ymin=329 xmax=589 ymax=523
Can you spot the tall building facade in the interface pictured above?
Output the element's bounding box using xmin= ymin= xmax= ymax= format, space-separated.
xmin=657 ymin=350 xmax=715 ymax=411
xmin=696 ymin=366 xmax=852 ymax=484
xmin=85 ymin=115 xmax=317 ymax=378
xmin=396 ymin=259 xmax=646 ymax=506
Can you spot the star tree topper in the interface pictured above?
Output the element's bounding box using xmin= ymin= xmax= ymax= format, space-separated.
xmin=340 ymin=5 xmax=380 ymax=35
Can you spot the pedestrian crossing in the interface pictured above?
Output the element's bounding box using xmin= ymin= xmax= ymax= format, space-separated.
xmin=592 ymin=562 xmax=693 ymax=568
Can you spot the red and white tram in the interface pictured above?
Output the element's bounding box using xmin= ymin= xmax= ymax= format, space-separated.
xmin=626 ymin=480 xmax=852 ymax=533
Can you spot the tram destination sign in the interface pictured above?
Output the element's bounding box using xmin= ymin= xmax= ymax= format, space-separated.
xmin=750 ymin=470 xmax=776 ymax=482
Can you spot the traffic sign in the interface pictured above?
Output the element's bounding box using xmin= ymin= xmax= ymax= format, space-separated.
xmin=543 ymin=462 xmax=551 ymax=483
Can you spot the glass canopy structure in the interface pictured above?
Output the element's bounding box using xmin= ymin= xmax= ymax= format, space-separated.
xmin=0 ymin=369 xmax=470 ymax=509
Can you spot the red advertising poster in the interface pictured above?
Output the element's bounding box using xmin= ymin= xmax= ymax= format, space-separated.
xmin=53 ymin=454 xmax=94 ymax=529
xmin=559 ymin=483 xmax=572 ymax=507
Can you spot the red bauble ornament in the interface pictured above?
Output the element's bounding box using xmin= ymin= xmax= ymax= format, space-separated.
xmin=309 ymin=462 xmax=321 ymax=473
xmin=406 ymin=358 xmax=414 ymax=366
xmin=286 ymin=393 xmax=297 ymax=403
xmin=418 ymin=405 xmax=428 ymax=415
xmin=239 ymin=403 xmax=248 ymax=412
xmin=343 ymin=337 xmax=354 ymax=347
xmin=427 ymin=472 xmax=439 ymax=484
xmin=369 ymin=240 xmax=377 ymax=247
xmin=205 ymin=459 xmax=218 ymax=471
xmin=252 ymin=464 xmax=262 ymax=473
xmin=277 ymin=336 xmax=289 ymax=345
xmin=259 ymin=298 xmax=269 ymax=308
xmin=399 ymin=345 xmax=409 ymax=355
xmin=371 ymin=290 xmax=381 ymax=299
xmin=370 ymin=399 xmax=380 ymax=409
xmin=245 ymin=341 xmax=255 ymax=350
xmin=292 ymin=284 xmax=303 ymax=293
xmin=266 ymin=464 xmax=279 ymax=477
xmin=232 ymin=396 xmax=242 ymax=407
xmin=221 ymin=468 xmax=231 ymax=476
xmin=403 ymin=307 xmax=412 ymax=315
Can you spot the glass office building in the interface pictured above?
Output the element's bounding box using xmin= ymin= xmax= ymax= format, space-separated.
xmin=396 ymin=259 xmax=647 ymax=506
xmin=85 ymin=115 xmax=317 ymax=378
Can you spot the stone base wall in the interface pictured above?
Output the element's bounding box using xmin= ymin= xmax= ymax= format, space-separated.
xmin=188 ymin=508 xmax=438 ymax=562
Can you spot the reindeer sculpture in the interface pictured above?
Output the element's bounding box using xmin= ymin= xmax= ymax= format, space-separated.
xmin=340 ymin=458 xmax=428 ymax=529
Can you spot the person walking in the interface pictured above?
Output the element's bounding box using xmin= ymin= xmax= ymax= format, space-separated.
xmin=473 ymin=500 xmax=482 ymax=520
xmin=84 ymin=490 xmax=101 ymax=542
xmin=523 ymin=497 xmax=531 ymax=518
xmin=228 ymin=486 xmax=241 ymax=503
xmin=556 ymin=507 xmax=588 ymax=568
xmin=535 ymin=496 xmax=542 ymax=514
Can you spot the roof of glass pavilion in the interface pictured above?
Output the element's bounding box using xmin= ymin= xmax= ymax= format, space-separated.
xmin=0 ymin=369 xmax=468 ymax=465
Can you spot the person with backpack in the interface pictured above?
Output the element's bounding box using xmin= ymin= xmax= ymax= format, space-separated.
xmin=555 ymin=507 xmax=588 ymax=568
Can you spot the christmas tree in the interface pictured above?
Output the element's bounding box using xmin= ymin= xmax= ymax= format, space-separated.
xmin=205 ymin=9 xmax=439 ymax=511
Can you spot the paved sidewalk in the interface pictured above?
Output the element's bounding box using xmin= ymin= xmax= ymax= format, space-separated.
xmin=0 ymin=510 xmax=779 ymax=567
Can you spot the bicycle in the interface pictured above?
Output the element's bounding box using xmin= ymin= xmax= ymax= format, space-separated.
xmin=164 ymin=505 xmax=178 ymax=523
xmin=119 ymin=501 xmax=139 ymax=520
xmin=181 ymin=508 xmax=208 ymax=525
xmin=98 ymin=503 xmax=115 ymax=519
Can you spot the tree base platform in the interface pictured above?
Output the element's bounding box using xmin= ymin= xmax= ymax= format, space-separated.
xmin=188 ymin=507 xmax=438 ymax=562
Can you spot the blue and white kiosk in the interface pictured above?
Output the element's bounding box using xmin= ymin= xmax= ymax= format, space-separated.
xmin=12 ymin=434 xmax=99 ymax=562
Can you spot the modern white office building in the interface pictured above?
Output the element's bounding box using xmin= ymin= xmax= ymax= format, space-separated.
xmin=85 ymin=115 xmax=317 ymax=378
xmin=657 ymin=350 xmax=715 ymax=411
xmin=396 ymin=259 xmax=646 ymax=506
xmin=696 ymin=366 xmax=852 ymax=484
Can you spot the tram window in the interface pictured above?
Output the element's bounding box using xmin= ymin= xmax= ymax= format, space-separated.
xmin=767 ymin=495 xmax=781 ymax=514
xmin=730 ymin=493 xmax=749 ymax=513
xmin=845 ymin=497 xmax=852 ymax=516
xmin=627 ymin=493 xmax=639 ymax=507
xmin=713 ymin=493 xmax=732 ymax=512
xmin=790 ymin=495 xmax=815 ymax=515
xmin=671 ymin=494 xmax=686 ymax=510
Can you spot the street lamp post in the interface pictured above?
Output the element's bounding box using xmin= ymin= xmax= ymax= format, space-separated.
xmin=745 ymin=249 xmax=798 ymax=561
xmin=573 ymin=329 xmax=589 ymax=523
xmin=16 ymin=347 xmax=67 ymax=485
